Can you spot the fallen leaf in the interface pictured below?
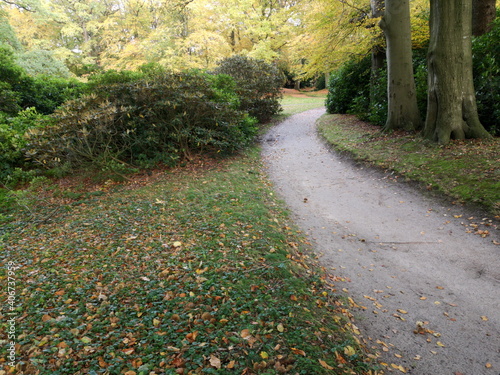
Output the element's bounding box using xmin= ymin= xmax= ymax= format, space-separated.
xmin=260 ymin=351 xmax=269 ymax=359
xmin=210 ymin=355 xmax=221 ymax=369
xmin=240 ymin=329 xmax=251 ymax=339
xmin=335 ymin=351 xmax=347 ymax=364
xmin=98 ymin=356 xmax=108 ymax=368
xmin=226 ymin=360 xmax=236 ymax=369
xmin=319 ymin=359 xmax=334 ymax=370
xmin=391 ymin=363 xmax=407 ymax=373
xmin=291 ymin=347 xmax=306 ymax=356
xmin=481 ymin=316 xmax=488 ymax=321
xmin=42 ymin=314 xmax=52 ymax=322
xmin=485 ymin=363 xmax=492 ymax=368
xmin=344 ymin=346 xmax=356 ymax=356
xmin=277 ymin=323 xmax=284 ymax=332
xmin=80 ymin=336 xmax=92 ymax=344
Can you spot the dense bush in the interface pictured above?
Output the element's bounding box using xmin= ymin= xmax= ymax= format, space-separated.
xmin=25 ymin=75 xmax=85 ymax=115
xmin=0 ymin=44 xmax=32 ymax=114
xmin=0 ymin=108 xmax=52 ymax=183
xmin=472 ymin=11 xmax=500 ymax=135
xmin=0 ymin=45 xmax=85 ymax=115
xmin=25 ymin=71 xmax=258 ymax=171
xmin=326 ymin=57 xmax=371 ymax=115
xmin=213 ymin=55 xmax=284 ymax=122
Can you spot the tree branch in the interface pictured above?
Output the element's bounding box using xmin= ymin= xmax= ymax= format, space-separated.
xmin=1 ymin=0 xmax=35 ymax=12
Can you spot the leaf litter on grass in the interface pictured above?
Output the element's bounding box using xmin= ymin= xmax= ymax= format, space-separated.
xmin=0 ymin=150 xmax=381 ymax=374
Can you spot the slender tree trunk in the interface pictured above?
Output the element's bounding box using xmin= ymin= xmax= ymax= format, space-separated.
xmin=424 ymin=0 xmax=491 ymax=144
xmin=380 ymin=0 xmax=422 ymax=132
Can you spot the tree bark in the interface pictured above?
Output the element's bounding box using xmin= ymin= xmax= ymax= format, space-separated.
xmin=424 ymin=0 xmax=491 ymax=144
xmin=380 ymin=0 xmax=422 ymax=132
xmin=472 ymin=0 xmax=496 ymax=36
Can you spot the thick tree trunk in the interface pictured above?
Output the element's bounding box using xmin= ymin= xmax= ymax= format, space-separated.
xmin=424 ymin=0 xmax=491 ymax=144
xmin=472 ymin=0 xmax=496 ymax=36
xmin=381 ymin=0 xmax=422 ymax=132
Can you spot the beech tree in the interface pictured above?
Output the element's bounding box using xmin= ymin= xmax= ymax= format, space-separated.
xmin=423 ymin=0 xmax=492 ymax=143
xmin=380 ymin=0 xmax=422 ymax=131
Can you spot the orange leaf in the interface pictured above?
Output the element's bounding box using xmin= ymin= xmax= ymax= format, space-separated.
xmin=335 ymin=351 xmax=347 ymax=364
xmin=171 ymin=356 xmax=185 ymax=367
xmin=122 ymin=348 xmax=135 ymax=355
xmin=319 ymin=359 xmax=334 ymax=370
xmin=98 ymin=356 xmax=108 ymax=368
xmin=291 ymin=348 xmax=306 ymax=356
xmin=186 ymin=331 xmax=199 ymax=342
xmin=42 ymin=314 xmax=52 ymax=322
xmin=240 ymin=329 xmax=252 ymax=339
xmin=226 ymin=360 xmax=236 ymax=369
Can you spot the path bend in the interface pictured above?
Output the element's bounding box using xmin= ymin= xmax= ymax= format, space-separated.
xmin=261 ymin=108 xmax=500 ymax=375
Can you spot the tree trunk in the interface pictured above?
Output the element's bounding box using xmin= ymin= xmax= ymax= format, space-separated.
xmin=472 ymin=0 xmax=496 ymax=36
xmin=381 ymin=0 xmax=422 ymax=132
xmin=424 ymin=0 xmax=492 ymax=144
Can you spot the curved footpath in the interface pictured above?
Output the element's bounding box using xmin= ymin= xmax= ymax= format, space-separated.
xmin=261 ymin=108 xmax=500 ymax=375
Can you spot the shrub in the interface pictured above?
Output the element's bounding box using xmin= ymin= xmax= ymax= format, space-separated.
xmin=213 ymin=55 xmax=284 ymax=123
xmin=0 ymin=44 xmax=33 ymax=114
xmin=325 ymin=56 xmax=371 ymax=115
xmin=472 ymin=11 xmax=500 ymax=135
xmin=25 ymin=71 xmax=258 ymax=171
xmin=1 ymin=45 xmax=84 ymax=115
xmin=24 ymin=75 xmax=85 ymax=115
xmin=86 ymin=69 xmax=147 ymax=92
xmin=0 ymin=108 xmax=51 ymax=183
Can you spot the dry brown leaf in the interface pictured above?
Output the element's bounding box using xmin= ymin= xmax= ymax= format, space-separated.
xmin=210 ymin=355 xmax=221 ymax=369
xmin=319 ymin=359 xmax=334 ymax=370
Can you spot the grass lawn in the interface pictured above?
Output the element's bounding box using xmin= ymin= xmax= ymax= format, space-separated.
xmin=278 ymin=89 xmax=327 ymax=117
xmin=317 ymin=114 xmax=500 ymax=220
xmin=1 ymin=92 xmax=382 ymax=374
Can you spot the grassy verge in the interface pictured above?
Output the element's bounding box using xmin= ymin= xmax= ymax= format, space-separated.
xmin=317 ymin=114 xmax=500 ymax=218
xmin=279 ymin=90 xmax=327 ymax=117
xmin=0 ymin=144 xmax=379 ymax=374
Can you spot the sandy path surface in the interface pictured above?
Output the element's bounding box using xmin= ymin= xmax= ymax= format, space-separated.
xmin=261 ymin=108 xmax=500 ymax=375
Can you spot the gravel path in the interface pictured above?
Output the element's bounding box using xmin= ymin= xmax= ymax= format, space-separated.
xmin=261 ymin=108 xmax=500 ymax=375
